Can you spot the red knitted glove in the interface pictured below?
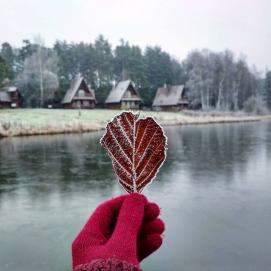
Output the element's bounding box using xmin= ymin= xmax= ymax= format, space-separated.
xmin=72 ymin=193 xmax=165 ymax=271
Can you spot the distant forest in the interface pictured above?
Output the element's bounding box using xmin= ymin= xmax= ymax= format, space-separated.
xmin=0 ymin=35 xmax=271 ymax=111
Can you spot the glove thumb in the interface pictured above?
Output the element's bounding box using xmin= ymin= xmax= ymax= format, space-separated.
xmin=107 ymin=193 xmax=146 ymax=263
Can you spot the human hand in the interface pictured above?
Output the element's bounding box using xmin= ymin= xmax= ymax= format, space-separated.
xmin=72 ymin=193 xmax=165 ymax=271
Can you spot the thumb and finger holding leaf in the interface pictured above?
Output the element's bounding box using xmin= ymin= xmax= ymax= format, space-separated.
xmin=106 ymin=194 xmax=164 ymax=245
xmin=76 ymin=194 xmax=163 ymax=242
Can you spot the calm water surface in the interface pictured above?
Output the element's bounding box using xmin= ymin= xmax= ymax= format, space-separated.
xmin=0 ymin=122 xmax=271 ymax=271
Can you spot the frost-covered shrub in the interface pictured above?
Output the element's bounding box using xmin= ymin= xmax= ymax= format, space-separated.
xmin=243 ymin=96 xmax=269 ymax=115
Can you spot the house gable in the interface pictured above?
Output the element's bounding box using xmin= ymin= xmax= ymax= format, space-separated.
xmin=105 ymin=80 xmax=141 ymax=104
xmin=0 ymin=86 xmax=22 ymax=108
xmin=62 ymin=76 xmax=95 ymax=104
xmin=121 ymin=83 xmax=140 ymax=100
xmin=74 ymin=80 xmax=95 ymax=99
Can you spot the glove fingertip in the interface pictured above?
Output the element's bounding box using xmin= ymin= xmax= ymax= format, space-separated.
xmin=128 ymin=192 xmax=148 ymax=203
xmin=138 ymin=233 xmax=163 ymax=261
xmin=145 ymin=202 xmax=160 ymax=221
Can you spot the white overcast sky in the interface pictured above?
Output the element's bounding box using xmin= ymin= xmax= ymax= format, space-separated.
xmin=0 ymin=0 xmax=270 ymax=71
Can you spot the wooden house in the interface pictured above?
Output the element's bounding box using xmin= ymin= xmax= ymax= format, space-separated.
xmin=62 ymin=75 xmax=96 ymax=109
xmin=152 ymin=84 xmax=189 ymax=111
xmin=0 ymin=86 xmax=22 ymax=108
xmin=105 ymin=80 xmax=142 ymax=110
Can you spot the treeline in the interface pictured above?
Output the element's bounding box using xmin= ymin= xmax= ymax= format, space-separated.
xmin=0 ymin=35 xmax=271 ymax=111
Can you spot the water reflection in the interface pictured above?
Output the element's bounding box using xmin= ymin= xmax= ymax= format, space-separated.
xmin=0 ymin=122 xmax=271 ymax=271
xmin=166 ymin=123 xmax=265 ymax=182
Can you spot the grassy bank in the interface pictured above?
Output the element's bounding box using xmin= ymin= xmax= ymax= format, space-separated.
xmin=1 ymin=109 xmax=271 ymax=137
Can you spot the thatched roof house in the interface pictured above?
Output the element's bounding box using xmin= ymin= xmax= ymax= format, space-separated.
xmin=152 ymin=84 xmax=189 ymax=111
xmin=105 ymin=80 xmax=141 ymax=110
xmin=0 ymin=86 xmax=22 ymax=108
xmin=62 ymin=75 xmax=96 ymax=109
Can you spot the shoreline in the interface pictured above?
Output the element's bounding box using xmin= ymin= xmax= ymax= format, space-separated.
xmin=1 ymin=109 xmax=271 ymax=137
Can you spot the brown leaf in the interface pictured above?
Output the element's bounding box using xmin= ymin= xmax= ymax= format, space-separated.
xmin=100 ymin=112 xmax=167 ymax=193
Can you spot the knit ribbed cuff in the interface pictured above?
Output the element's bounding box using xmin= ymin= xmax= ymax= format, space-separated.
xmin=73 ymin=258 xmax=141 ymax=271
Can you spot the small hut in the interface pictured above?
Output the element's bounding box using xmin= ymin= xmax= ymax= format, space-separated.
xmin=152 ymin=84 xmax=189 ymax=111
xmin=62 ymin=75 xmax=96 ymax=109
xmin=0 ymin=86 xmax=22 ymax=109
xmin=105 ymin=80 xmax=142 ymax=110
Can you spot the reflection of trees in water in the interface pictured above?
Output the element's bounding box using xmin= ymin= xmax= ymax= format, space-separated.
xmin=0 ymin=133 xmax=116 ymax=203
xmin=0 ymin=138 xmax=19 ymax=184
xmin=164 ymin=123 xmax=267 ymax=184
xmin=266 ymin=123 xmax=271 ymax=159
xmin=57 ymin=132 xmax=115 ymax=186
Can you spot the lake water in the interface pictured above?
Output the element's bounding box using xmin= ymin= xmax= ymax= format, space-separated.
xmin=0 ymin=122 xmax=271 ymax=271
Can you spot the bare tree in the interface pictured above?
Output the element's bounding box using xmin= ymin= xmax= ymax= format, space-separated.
xmin=184 ymin=49 xmax=259 ymax=111
xmin=16 ymin=36 xmax=59 ymax=107
xmin=35 ymin=36 xmax=45 ymax=107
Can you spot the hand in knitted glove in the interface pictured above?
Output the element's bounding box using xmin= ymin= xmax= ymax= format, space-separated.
xmin=72 ymin=193 xmax=165 ymax=271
